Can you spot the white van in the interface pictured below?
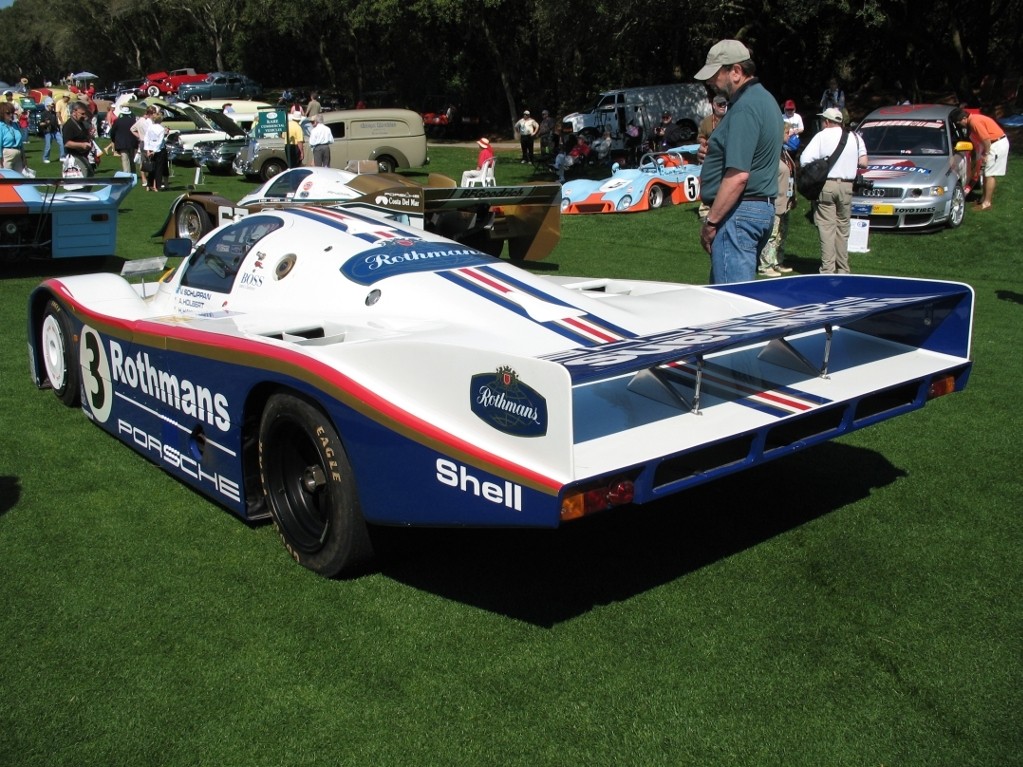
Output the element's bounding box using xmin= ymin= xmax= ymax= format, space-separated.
xmin=233 ymin=108 xmax=429 ymax=181
xmin=561 ymin=84 xmax=710 ymax=148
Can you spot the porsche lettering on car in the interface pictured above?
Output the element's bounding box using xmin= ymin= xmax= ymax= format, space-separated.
xmin=561 ymin=146 xmax=702 ymax=214
xmin=29 ymin=206 xmax=974 ymax=577
xmin=852 ymin=104 xmax=974 ymax=230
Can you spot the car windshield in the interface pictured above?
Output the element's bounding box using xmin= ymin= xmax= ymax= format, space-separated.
xmin=858 ymin=119 xmax=949 ymax=156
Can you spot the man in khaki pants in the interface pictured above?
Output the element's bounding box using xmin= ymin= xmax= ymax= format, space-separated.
xmin=799 ymin=107 xmax=868 ymax=273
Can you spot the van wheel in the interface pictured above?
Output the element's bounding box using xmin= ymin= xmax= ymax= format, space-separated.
xmin=260 ymin=158 xmax=287 ymax=182
xmin=676 ymin=120 xmax=697 ymax=143
xmin=376 ymin=155 xmax=397 ymax=174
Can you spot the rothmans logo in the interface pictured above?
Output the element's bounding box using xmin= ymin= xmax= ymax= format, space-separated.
xmin=470 ymin=366 xmax=548 ymax=437
xmin=340 ymin=239 xmax=492 ymax=285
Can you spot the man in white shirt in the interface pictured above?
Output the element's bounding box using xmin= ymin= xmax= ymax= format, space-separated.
xmin=308 ymin=114 xmax=333 ymax=167
xmin=800 ymin=107 xmax=868 ymax=274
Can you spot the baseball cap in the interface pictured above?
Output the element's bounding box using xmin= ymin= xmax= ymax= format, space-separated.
xmin=712 ymin=95 xmax=728 ymax=106
xmin=523 ymin=110 xmax=530 ymax=116
xmin=818 ymin=107 xmax=844 ymax=123
xmin=694 ymin=39 xmax=752 ymax=80
xmin=784 ymin=99 xmax=796 ymax=109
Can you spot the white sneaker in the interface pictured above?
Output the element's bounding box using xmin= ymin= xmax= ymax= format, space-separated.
xmin=42 ymin=159 xmax=50 ymax=163
xmin=758 ymin=268 xmax=781 ymax=277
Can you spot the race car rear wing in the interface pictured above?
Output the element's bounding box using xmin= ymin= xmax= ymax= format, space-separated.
xmin=544 ymin=275 xmax=973 ymax=386
xmin=342 ymin=182 xmax=562 ymax=262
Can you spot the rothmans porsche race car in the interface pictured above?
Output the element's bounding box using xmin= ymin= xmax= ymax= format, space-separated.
xmin=1 ymin=171 xmax=136 ymax=264
xmin=29 ymin=205 xmax=974 ymax=576
xmin=560 ymin=146 xmax=702 ymax=214
xmin=159 ymin=165 xmax=562 ymax=261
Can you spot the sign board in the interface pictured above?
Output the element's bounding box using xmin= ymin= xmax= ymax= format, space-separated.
xmin=848 ymin=217 xmax=870 ymax=253
xmin=256 ymin=110 xmax=287 ymax=139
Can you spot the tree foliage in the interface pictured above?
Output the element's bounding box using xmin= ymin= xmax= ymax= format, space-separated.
xmin=1 ymin=0 xmax=1019 ymax=128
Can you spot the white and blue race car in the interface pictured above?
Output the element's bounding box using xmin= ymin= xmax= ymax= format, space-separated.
xmin=28 ymin=205 xmax=974 ymax=576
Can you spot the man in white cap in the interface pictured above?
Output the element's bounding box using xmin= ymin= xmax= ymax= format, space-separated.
xmin=799 ymin=107 xmax=868 ymax=274
xmin=694 ymin=39 xmax=783 ymax=284
xmin=515 ymin=110 xmax=539 ymax=164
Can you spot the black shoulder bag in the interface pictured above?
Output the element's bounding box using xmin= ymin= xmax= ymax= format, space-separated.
xmin=797 ymin=129 xmax=849 ymax=201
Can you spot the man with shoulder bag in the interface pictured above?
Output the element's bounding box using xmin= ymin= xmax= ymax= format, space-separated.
xmin=799 ymin=107 xmax=867 ymax=274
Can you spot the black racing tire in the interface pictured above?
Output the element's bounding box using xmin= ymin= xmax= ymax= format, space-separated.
xmin=648 ymin=185 xmax=666 ymax=209
xmin=376 ymin=155 xmax=397 ymax=174
xmin=175 ymin=201 xmax=213 ymax=243
xmin=947 ymin=183 xmax=966 ymax=229
xmin=40 ymin=299 xmax=80 ymax=406
xmin=258 ymin=393 xmax=374 ymax=577
xmin=259 ymin=158 xmax=287 ymax=182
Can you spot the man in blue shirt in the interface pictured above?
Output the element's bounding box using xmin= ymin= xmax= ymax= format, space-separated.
xmin=695 ymin=40 xmax=782 ymax=284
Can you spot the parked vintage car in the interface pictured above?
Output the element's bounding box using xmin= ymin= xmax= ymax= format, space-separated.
xmin=233 ymin=108 xmax=428 ymax=180
xmin=166 ymin=108 xmax=254 ymax=165
xmin=164 ymin=102 xmax=270 ymax=165
xmin=851 ymin=104 xmax=974 ymax=230
xmin=139 ymin=68 xmax=208 ymax=99
xmin=177 ymin=72 xmax=263 ymax=103
xmin=560 ymin=147 xmax=702 ymax=214
xmin=192 ymin=136 xmax=248 ymax=174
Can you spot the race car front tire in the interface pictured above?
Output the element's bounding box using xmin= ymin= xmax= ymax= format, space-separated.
xmin=647 ymin=185 xmax=666 ymax=209
xmin=258 ymin=393 xmax=375 ymax=577
xmin=40 ymin=299 xmax=80 ymax=407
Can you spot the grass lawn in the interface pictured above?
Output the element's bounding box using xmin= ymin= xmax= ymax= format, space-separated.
xmin=1 ymin=136 xmax=1020 ymax=766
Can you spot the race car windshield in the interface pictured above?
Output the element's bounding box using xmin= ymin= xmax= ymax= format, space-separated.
xmin=180 ymin=215 xmax=284 ymax=293
xmin=858 ymin=120 xmax=949 ymax=156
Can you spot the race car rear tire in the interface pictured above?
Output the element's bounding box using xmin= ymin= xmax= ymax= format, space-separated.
xmin=648 ymin=185 xmax=666 ymax=209
xmin=258 ymin=393 xmax=374 ymax=577
xmin=947 ymin=183 xmax=966 ymax=229
xmin=40 ymin=300 xmax=80 ymax=407
xmin=259 ymin=158 xmax=287 ymax=182
xmin=175 ymin=201 xmax=213 ymax=243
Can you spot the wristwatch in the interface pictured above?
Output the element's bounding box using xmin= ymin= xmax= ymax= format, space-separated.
xmin=704 ymin=219 xmax=719 ymax=228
